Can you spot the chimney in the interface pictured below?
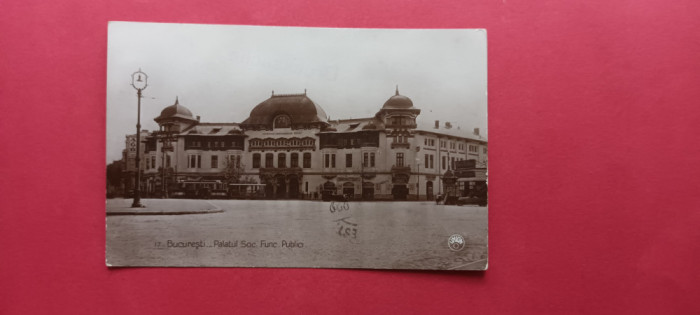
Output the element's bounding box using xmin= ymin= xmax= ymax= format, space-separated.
xmin=445 ymin=122 xmax=452 ymax=129
xmin=434 ymin=120 xmax=439 ymax=129
xmin=473 ymin=128 xmax=480 ymax=136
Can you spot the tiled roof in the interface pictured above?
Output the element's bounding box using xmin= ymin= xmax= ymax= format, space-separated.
xmin=415 ymin=120 xmax=487 ymax=142
xmin=179 ymin=123 xmax=241 ymax=136
xmin=241 ymin=93 xmax=328 ymax=126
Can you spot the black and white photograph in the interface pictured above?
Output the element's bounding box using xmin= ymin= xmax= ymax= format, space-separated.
xmin=105 ymin=22 xmax=488 ymax=270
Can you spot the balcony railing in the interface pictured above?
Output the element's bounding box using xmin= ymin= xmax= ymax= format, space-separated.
xmin=390 ymin=142 xmax=411 ymax=149
xmin=391 ymin=165 xmax=411 ymax=172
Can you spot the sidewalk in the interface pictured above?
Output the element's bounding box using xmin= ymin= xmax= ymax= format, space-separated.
xmin=106 ymin=198 xmax=223 ymax=216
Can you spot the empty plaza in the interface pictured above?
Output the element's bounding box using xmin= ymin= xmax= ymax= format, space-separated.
xmin=107 ymin=199 xmax=487 ymax=270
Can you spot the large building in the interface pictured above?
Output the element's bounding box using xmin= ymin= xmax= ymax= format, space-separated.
xmin=128 ymin=89 xmax=487 ymax=200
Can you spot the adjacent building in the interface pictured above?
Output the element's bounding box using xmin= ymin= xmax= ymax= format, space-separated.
xmin=129 ymin=89 xmax=487 ymax=200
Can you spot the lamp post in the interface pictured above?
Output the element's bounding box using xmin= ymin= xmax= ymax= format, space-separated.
xmin=131 ymin=69 xmax=148 ymax=208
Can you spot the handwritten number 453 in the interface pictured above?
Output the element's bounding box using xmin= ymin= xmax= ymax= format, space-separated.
xmin=338 ymin=225 xmax=357 ymax=238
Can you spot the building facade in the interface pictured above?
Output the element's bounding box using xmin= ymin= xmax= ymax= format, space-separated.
xmin=133 ymin=89 xmax=487 ymax=200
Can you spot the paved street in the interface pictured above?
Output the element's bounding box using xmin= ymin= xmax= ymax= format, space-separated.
xmin=106 ymin=199 xmax=487 ymax=270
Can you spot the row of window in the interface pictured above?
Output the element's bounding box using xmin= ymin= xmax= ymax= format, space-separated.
xmin=145 ymin=155 xmax=171 ymax=169
xmin=186 ymin=154 xmax=242 ymax=169
xmin=252 ymin=152 xmax=311 ymax=169
xmin=393 ymin=135 xmax=409 ymax=144
xmin=187 ymin=140 xmax=242 ymax=148
xmin=406 ymin=153 xmax=473 ymax=170
xmin=322 ymin=152 xmax=377 ymax=169
xmin=431 ymin=139 xmax=484 ymax=154
xmin=390 ymin=117 xmax=415 ymax=126
xmin=177 ymin=152 xmax=481 ymax=171
xmin=249 ymin=137 xmax=315 ymax=148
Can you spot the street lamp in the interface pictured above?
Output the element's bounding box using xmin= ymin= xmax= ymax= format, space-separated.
xmin=131 ymin=69 xmax=148 ymax=208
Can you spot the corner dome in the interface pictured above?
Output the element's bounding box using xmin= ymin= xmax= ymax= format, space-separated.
xmin=382 ymin=87 xmax=414 ymax=109
xmin=155 ymin=97 xmax=196 ymax=122
xmin=241 ymin=92 xmax=328 ymax=127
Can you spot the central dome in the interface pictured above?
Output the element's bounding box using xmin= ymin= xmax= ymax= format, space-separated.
xmin=382 ymin=87 xmax=414 ymax=109
xmin=241 ymin=92 xmax=328 ymax=127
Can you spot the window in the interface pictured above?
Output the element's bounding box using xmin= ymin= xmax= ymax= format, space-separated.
xmin=363 ymin=152 xmax=368 ymax=167
xmin=278 ymin=153 xmax=286 ymax=168
xmin=469 ymin=144 xmax=478 ymax=153
xmin=252 ymin=153 xmax=261 ymax=168
xmin=211 ymin=155 xmax=219 ymax=168
xmin=451 ymin=157 xmax=455 ymax=169
xmin=370 ymin=152 xmax=375 ymax=167
xmin=430 ymin=155 xmax=434 ymax=169
xmin=483 ymin=147 xmax=488 ymax=154
xmin=305 ymin=181 xmax=308 ymax=193
xmin=229 ymin=155 xmax=241 ymax=168
xmin=324 ymin=153 xmax=336 ymax=168
xmin=290 ymin=153 xmax=299 ymax=168
xmin=346 ymin=153 xmax=352 ymax=168
xmin=303 ymin=153 xmax=311 ymax=168
xmin=151 ymin=156 xmax=156 ymax=169
xmin=396 ymin=153 xmax=404 ymax=167
xmin=442 ymin=156 xmax=446 ymax=170
xmin=188 ymin=154 xmax=201 ymax=168
xmin=425 ymin=154 xmax=429 ymax=168
xmin=265 ymin=153 xmax=274 ymax=168
xmin=274 ymin=115 xmax=291 ymax=128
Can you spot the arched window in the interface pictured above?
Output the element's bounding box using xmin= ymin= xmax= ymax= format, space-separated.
xmin=265 ymin=153 xmax=274 ymax=168
xmin=290 ymin=153 xmax=299 ymax=168
xmin=273 ymin=115 xmax=291 ymax=129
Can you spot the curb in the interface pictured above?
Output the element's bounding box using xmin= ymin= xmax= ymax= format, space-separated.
xmin=107 ymin=209 xmax=224 ymax=216
xmin=106 ymin=201 xmax=223 ymax=216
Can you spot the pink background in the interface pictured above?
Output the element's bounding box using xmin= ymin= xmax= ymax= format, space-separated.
xmin=2 ymin=0 xmax=699 ymax=313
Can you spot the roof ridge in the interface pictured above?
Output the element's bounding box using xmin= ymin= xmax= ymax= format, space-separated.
xmin=336 ymin=117 xmax=374 ymax=123
xmin=196 ymin=122 xmax=240 ymax=126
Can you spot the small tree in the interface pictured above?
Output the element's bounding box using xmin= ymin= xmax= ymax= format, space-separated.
xmin=222 ymin=156 xmax=246 ymax=185
xmin=106 ymin=160 xmax=124 ymax=197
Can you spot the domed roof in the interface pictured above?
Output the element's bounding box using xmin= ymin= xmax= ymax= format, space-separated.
xmin=382 ymin=87 xmax=415 ymax=109
xmin=241 ymin=92 xmax=328 ymax=126
xmin=154 ymin=97 xmax=196 ymax=122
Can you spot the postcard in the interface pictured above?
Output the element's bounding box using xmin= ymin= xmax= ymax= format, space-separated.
xmin=106 ymin=22 xmax=488 ymax=270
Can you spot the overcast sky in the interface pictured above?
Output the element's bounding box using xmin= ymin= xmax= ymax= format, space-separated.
xmin=106 ymin=22 xmax=487 ymax=163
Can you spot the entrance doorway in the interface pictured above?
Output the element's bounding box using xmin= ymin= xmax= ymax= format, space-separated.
xmin=275 ymin=174 xmax=286 ymax=199
xmin=288 ymin=176 xmax=300 ymax=199
xmin=392 ymin=184 xmax=408 ymax=200
xmin=342 ymin=182 xmax=355 ymax=199
xmin=362 ymin=182 xmax=374 ymax=200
